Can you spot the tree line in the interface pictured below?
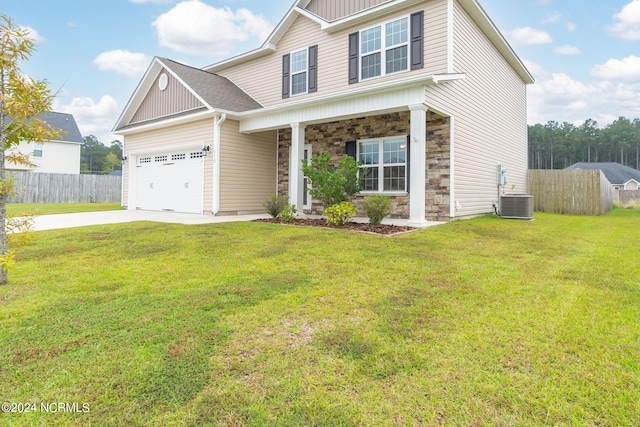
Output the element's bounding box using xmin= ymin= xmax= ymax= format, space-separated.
xmin=528 ymin=117 xmax=640 ymax=170
xmin=81 ymin=135 xmax=122 ymax=174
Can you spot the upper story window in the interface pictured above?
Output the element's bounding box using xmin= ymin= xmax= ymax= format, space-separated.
xmin=349 ymin=12 xmax=424 ymax=85
xmin=282 ymin=46 xmax=318 ymax=99
xmin=33 ymin=143 xmax=43 ymax=158
xmin=291 ymin=48 xmax=308 ymax=95
xmin=360 ymin=17 xmax=409 ymax=80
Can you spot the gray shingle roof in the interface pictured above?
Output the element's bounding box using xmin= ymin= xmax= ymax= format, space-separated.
xmin=38 ymin=112 xmax=83 ymax=143
xmin=160 ymin=58 xmax=262 ymax=112
xmin=566 ymin=162 xmax=640 ymax=184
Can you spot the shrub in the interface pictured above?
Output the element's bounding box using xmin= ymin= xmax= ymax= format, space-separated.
xmin=362 ymin=195 xmax=392 ymax=225
xmin=263 ymin=194 xmax=288 ymax=218
xmin=277 ymin=204 xmax=297 ymax=222
xmin=301 ymin=153 xmax=361 ymax=208
xmin=324 ymin=202 xmax=356 ymax=226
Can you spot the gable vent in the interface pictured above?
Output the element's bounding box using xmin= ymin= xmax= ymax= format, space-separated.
xmin=500 ymin=195 xmax=533 ymax=220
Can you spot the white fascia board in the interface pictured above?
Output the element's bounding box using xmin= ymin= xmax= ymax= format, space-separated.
xmin=113 ymin=57 xmax=218 ymax=133
xmin=115 ymin=109 xmax=217 ymax=136
xmin=50 ymin=140 xmax=83 ymax=145
xmin=237 ymin=73 xmax=465 ymax=132
xmin=457 ymin=0 xmax=534 ymax=84
xmin=206 ymin=0 xmax=419 ymax=72
xmin=112 ymin=57 xmax=165 ymax=132
xmin=204 ymin=44 xmax=277 ymax=73
xmin=203 ymin=1 xmax=303 ymax=73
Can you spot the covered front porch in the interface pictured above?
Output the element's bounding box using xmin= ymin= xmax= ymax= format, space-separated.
xmin=276 ymin=108 xmax=452 ymax=224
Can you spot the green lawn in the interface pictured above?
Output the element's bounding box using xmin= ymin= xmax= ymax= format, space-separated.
xmin=6 ymin=203 xmax=122 ymax=217
xmin=1 ymin=209 xmax=639 ymax=425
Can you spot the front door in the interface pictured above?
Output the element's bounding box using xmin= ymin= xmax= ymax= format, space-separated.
xmin=303 ymin=144 xmax=312 ymax=210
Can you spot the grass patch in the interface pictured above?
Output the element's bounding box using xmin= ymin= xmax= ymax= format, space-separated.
xmin=6 ymin=203 xmax=122 ymax=217
xmin=0 ymin=209 xmax=639 ymax=425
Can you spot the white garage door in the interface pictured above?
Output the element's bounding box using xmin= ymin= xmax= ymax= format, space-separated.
xmin=135 ymin=151 xmax=204 ymax=213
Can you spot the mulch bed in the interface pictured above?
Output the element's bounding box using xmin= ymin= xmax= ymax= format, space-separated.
xmin=254 ymin=217 xmax=417 ymax=235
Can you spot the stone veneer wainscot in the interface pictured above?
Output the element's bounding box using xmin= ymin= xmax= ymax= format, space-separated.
xmin=277 ymin=111 xmax=451 ymax=221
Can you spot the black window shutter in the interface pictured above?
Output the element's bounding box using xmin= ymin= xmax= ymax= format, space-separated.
xmin=345 ymin=140 xmax=357 ymax=160
xmin=410 ymin=11 xmax=424 ymax=70
xmin=348 ymin=32 xmax=359 ymax=84
xmin=406 ymin=135 xmax=411 ymax=193
xmin=308 ymin=45 xmax=318 ymax=93
xmin=282 ymin=54 xmax=290 ymax=98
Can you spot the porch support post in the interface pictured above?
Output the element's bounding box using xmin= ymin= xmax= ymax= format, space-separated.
xmin=289 ymin=122 xmax=306 ymax=214
xmin=408 ymin=104 xmax=429 ymax=227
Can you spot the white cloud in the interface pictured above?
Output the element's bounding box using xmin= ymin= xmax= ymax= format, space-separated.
xmin=53 ymin=95 xmax=120 ymax=143
xmin=608 ymin=0 xmax=640 ymax=40
xmin=542 ymin=12 xmax=562 ymax=25
xmin=526 ymin=60 xmax=640 ymax=126
xmin=93 ymin=50 xmax=151 ymax=79
xmin=591 ymin=55 xmax=640 ymax=83
xmin=152 ymin=0 xmax=273 ymax=56
xmin=554 ymin=45 xmax=581 ymax=55
xmin=20 ymin=26 xmax=45 ymax=42
xmin=565 ymin=21 xmax=576 ymax=31
xmin=509 ymin=27 xmax=553 ymax=45
xmin=67 ymin=22 xmax=78 ymax=28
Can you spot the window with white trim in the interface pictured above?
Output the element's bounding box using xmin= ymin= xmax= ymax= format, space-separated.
xmin=360 ymin=16 xmax=409 ymax=80
xmin=358 ymin=136 xmax=407 ymax=192
xmin=33 ymin=143 xmax=43 ymax=158
xmin=291 ymin=48 xmax=308 ymax=96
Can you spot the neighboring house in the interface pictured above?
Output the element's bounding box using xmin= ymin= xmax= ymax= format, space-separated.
xmin=114 ymin=0 xmax=534 ymax=224
xmin=566 ymin=162 xmax=640 ymax=190
xmin=7 ymin=112 xmax=83 ymax=175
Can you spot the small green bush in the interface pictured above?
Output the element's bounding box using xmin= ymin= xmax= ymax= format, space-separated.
xmin=301 ymin=153 xmax=362 ymax=208
xmin=324 ymin=202 xmax=357 ymax=226
xmin=362 ymin=196 xmax=392 ymax=225
xmin=277 ymin=204 xmax=297 ymax=222
xmin=263 ymin=194 xmax=288 ymax=218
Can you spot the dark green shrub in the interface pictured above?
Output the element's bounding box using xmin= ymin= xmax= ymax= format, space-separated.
xmin=301 ymin=153 xmax=361 ymax=208
xmin=324 ymin=202 xmax=357 ymax=226
xmin=263 ymin=194 xmax=288 ymax=218
xmin=362 ymin=195 xmax=392 ymax=225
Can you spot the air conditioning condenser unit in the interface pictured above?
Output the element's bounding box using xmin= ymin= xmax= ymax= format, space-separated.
xmin=500 ymin=194 xmax=533 ymax=220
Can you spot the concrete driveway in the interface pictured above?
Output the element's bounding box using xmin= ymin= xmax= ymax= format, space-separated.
xmin=31 ymin=210 xmax=270 ymax=231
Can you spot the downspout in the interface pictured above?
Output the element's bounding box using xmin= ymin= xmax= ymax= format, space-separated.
xmin=212 ymin=113 xmax=226 ymax=215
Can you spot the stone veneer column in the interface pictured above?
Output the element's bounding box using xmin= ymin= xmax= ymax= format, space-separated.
xmin=289 ymin=123 xmax=305 ymax=214
xmin=408 ymin=104 xmax=428 ymax=226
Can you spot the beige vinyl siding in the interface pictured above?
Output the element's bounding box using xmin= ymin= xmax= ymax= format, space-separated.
xmin=130 ymin=68 xmax=204 ymax=124
xmin=216 ymin=0 xmax=448 ymax=108
xmin=424 ymin=0 xmax=528 ymax=218
xmin=219 ymin=120 xmax=277 ymax=213
xmin=624 ymin=180 xmax=639 ymax=190
xmin=122 ymin=119 xmax=214 ymax=211
xmin=305 ymin=0 xmax=391 ymax=21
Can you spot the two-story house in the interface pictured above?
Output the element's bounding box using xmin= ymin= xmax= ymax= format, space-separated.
xmin=8 ymin=112 xmax=83 ymax=175
xmin=114 ymin=0 xmax=534 ymax=224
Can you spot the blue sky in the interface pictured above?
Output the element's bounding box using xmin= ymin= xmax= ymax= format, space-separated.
xmin=3 ymin=0 xmax=640 ymax=143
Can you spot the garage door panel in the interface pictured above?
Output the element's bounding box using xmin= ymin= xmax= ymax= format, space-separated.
xmin=135 ymin=151 xmax=204 ymax=213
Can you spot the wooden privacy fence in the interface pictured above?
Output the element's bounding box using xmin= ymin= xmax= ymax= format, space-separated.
xmin=528 ymin=169 xmax=613 ymax=215
xmin=615 ymin=190 xmax=640 ymax=206
xmin=7 ymin=171 xmax=122 ymax=203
